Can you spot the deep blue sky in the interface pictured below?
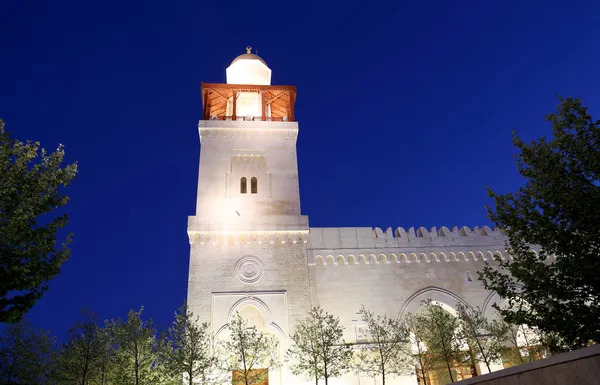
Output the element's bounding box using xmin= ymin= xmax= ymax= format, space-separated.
xmin=1 ymin=0 xmax=599 ymax=338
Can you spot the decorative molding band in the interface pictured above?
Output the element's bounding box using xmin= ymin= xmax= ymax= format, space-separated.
xmin=310 ymin=248 xmax=553 ymax=266
xmin=200 ymin=127 xmax=298 ymax=139
xmin=188 ymin=230 xmax=309 ymax=245
xmin=310 ymin=250 xmax=514 ymax=266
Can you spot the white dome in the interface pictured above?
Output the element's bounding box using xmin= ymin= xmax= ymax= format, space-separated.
xmin=226 ymin=47 xmax=271 ymax=85
xmin=231 ymin=52 xmax=268 ymax=67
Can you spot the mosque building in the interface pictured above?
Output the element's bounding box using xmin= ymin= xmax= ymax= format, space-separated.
xmin=186 ymin=47 xmax=521 ymax=385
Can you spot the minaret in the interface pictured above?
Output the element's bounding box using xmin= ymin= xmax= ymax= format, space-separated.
xmin=192 ymin=46 xmax=306 ymax=232
xmin=187 ymin=48 xmax=311 ymax=385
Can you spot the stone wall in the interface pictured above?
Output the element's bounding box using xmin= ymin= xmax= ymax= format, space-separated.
xmin=307 ymin=226 xmax=513 ymax=343
xmin=456 ymin=344 xmax=600 ymax=385
xmin=187 ymin=241 xmax=311 ymax=331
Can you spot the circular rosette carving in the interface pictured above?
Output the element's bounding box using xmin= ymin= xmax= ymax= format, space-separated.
xmin=235 ymin=256 xmax=264 ymax=284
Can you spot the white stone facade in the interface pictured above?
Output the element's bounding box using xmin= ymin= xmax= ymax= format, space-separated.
xmin=186 ymin=50 xmax=512 ymax=385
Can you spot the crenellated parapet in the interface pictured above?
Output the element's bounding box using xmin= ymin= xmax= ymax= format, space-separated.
xmin=308 ymin=226 xmax=506 ymax=250
xmin=306 ymin=226 xmax=526 ymax=266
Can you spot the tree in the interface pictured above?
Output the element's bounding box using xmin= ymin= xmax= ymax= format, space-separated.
xmin=91 ymin=327 xmax=114 ymax=385
xmin=418 ymin=300 xmax=464 ymax=383
xmin=0 ymin=319 xmax=55 ymax=384
xmin=221 ymin=312 xmax=279 ymax=385
xmin=0 ymin=118 xmax=78 ymax=323
xmin=107 ymin=307 xmax=168 ymax=385
xmin=455 ymin=303 xmax=505 ymax=373
xmin=353 ymin=307 xmax=411 ymax=385
xmin=493 ymin=319 xmax=545 ymax=366
xmin=286 ymin=320 xmax=322 ymax=385
xmin=287 ymin=307 xmax=353 ymax=385
xmin=479 ymin=97 xmax=600 ymax=352
xmin=404 ymin=313 xmax=437 ymax=385
xmin=52 ymin=308 xmax=112 ymax=385
xmin=162 ymin=303 xmax=217 ymax=385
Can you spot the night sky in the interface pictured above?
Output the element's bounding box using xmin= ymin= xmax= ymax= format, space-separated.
xmin=1 ymin=0 xmax=599 ymax=339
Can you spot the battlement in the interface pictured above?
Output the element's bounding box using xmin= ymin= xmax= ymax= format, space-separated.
xmin=307 ymin=226 xmax=506 ymax=250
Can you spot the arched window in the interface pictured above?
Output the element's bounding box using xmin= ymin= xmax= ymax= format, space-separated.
xmin=251 ymin=177 xmax=258 ymax=194
xmin=240 ymin=177 xmax=247 ymax=194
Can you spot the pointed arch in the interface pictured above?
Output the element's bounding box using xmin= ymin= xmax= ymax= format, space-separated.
xmin=240 ymin=177 xmax=247 ymax=194
xmin=399 ymin=286 xmax=468 ymax=317
xmin=215 ymin=297 xmax=286 ymax=342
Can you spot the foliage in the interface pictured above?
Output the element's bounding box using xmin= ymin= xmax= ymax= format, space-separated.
xmin=404 ymin=313 xmax=437 ymax=385
xmin=0 ymin=319 xmax=55 ymax=384
xmin=52 ymin=308 xmax=114 ymax=385
xmin=106 ymin=307 xmax=170 ymax=385
xmin=479 ymin=97 xmax=600 ymax=352
xmin=220 ymin=312 xmax=279 ymax=385
xmin=494 ymin=319 xmax=546 ymax=366
xmin=91 ymin=327 xmax=114 ymax=385
xmin=162 ymin=303 xmax=218 ymax=385
xmin=286 ymin=317 xmax=323 ymax=385
xmin=353 ymin=307 xmax=411 ymax=385
xmin=417 ymin=300 xmax=465 ymax=383
xmin=287 ymin=306 xmax=353 ymax=385
xmin=455 ymin=303 xmax=505 ymax=373
xmin=0 ymin=118 xmax=78 ymax=323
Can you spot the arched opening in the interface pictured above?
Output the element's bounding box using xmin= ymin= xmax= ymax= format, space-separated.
xmin=413 ymin=303 xmax=477 ymax=385
xmin=229 ymin=304 xmax=281 ymax=385
xmin=251 ymin=177 xmax=258 ymax=194
xmin=240 ymin=177 xmax=247 ymax=194
xmin=483 ymin=294 xmax=547 ymax=368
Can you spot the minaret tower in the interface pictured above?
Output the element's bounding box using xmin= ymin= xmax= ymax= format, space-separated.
xmin=187 ymin=48 xmax=311 ymax=385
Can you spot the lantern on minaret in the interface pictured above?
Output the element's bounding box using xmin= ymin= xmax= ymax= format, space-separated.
xmin=201 ymin=47 xmax=295 ymax=121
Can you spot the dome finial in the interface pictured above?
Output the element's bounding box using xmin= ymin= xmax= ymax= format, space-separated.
xmin=246 ymin=46 xmax=252 ymax=54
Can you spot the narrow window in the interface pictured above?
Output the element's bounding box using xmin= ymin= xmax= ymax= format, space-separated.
xmin=466 ymin=271 xmax=473 ymax=282
xmin=251 ymin=177 xmax=258 ymax=194
xmin=240 ymin=177 xmax=247 ymax=194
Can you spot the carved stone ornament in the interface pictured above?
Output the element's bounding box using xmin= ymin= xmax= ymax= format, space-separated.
xmin=235 ymin=256 xmax=264 ymax=284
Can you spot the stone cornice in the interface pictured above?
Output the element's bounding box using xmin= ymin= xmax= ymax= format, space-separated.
xmin=198 ymin=120 xmax=298 ymax=140
xmin=188 ymin=230 xmax=309 ymax=245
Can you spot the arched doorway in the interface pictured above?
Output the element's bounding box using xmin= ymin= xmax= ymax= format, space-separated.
xmin=405 ymin=297 xmax=476 ymax=385
xmin=217 ymin=301 xmax=285 ymax=385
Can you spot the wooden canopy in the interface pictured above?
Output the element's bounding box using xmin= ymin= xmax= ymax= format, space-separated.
xmin=201 ymin=82 xmax=296 ymax=121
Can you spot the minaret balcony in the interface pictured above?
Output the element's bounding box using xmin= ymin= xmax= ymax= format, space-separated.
xmin=201 ymin=82 xmax=296 ymax=122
